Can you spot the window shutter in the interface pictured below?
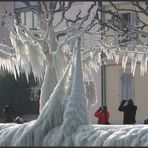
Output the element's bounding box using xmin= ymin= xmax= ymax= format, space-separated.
xmin=26 ymin=12 xmax=33 ymax=29
xmin=127 ymin=74 xmax=132 ymax=99
xmin=121 ymin=74 xmax=127 ymax=99
xmin=20 ymin=12 xmax=25 ymax=25
xmin=121 ymin=73 xmax=133 ymax=99
xmin=33 ymin=13 xmax=38 ymax=29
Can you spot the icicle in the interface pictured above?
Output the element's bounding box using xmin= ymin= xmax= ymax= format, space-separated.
xmin=140 ymin=52 xmax=148 ymax=76
xmin=97 ymin=52 xmax=102 ymax=65
xmin=113 ymin=48 xmax=120 ymax=64
xmin=92 ymin=53 xmax=100 ymax=73
xmin=10 ymin=30 xmax=36 ymax=80
xmin=22 ymin=60 xmax=31 ymax=82
xmin=92 ymin=60 xmax=100 ymax=73
xmin=0 ymin=46 xmax=19 ymax=79
xmin=122 ymin=49 xmax=128 ymax=72
xmin=13 ymin=59 xmax=20 ymax=78
xmin=9 ymin=58 xmax=17 ymax=80
xmin=104 ymin=49 xmax=114 ymax=61
xmin=131 ymin=51 xmax=137 ymax=76
xmin=10 ymin=32 xmax=21 ymax=62
xmin=84 ymin=80 xmax=96 ymax=107
xmin=25 ymin=43 xmax=45 ymax=79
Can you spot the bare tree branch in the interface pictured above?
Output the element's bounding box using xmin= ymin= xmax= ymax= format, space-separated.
xmin=23 ymin=2 xmax=41 ymax=15
xmin=132 ymin=0 xmax=148 ymax=16
xmin=54 ymin=2 xmax=73 ymax=29
xmin=109 ymin=1 xmax=145 ymax=14
xmin=78 ymin=2 xmax=97 ymax=28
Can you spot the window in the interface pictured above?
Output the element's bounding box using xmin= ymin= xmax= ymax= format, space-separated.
xmin=121 ymin=73 xmax=134 ymax=100
xmin=121 ymin=13 xmax=131 ymax=26
xmin=114 ymin=12 xmax=138 ymax=45
xmin=14 ymin=2 xmax=39 ymax=29
xmin=17 ymin=11 xmax=38 ymax=29
xmin=120 ymin=13 xmax=131 ymax=44
xmin=14 ymin=2 xmax=39 ymax=9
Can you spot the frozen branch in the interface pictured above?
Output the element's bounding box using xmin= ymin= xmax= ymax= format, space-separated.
xmin=0 ymin=44 xmax=15 ymax=55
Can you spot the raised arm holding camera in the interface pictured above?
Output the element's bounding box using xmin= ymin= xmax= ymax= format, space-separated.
xmin=118 ymin=99 xmax=137 ymax=124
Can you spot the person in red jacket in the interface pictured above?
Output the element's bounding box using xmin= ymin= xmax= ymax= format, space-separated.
xmin=94 ymin=106 xmax=110 ymax=124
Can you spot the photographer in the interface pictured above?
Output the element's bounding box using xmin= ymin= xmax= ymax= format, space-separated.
xmin=94 ymin=106 xmax=110 ymax=124
xmin=118 ymin=99 xmax=137 ymax=124
xmin=3 ymin=104 xmax=15 ymax=123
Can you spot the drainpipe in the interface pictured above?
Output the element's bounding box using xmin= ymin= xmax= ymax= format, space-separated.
xmin=100 ymin=1 xmax=106 ymax=106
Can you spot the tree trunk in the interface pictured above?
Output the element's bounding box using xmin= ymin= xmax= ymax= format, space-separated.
xmin=39 ymin=23 xmax=58 ymax=111
xmin=39 ymin=63 xmax=58 ymax=111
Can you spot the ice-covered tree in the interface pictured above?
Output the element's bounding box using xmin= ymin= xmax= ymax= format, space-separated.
xmin=0 ymin=1 xmax=148 ymax=112
xmin=0 ymin=1 xmax=148 ymax=146
xmin=0 ymin=1 xmax=101 ymax=112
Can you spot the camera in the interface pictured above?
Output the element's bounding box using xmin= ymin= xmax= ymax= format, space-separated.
xmin=121 ymin=99 xmax=127 ymax=103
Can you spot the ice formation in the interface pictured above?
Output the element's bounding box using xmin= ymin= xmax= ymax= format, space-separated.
xmin=0 ymin=38 xmax=148 ymax=147
xmin=139 ymin=52 xmax=148 ymax=76
xmin=1 ymin=4 xmax=148 ymax=147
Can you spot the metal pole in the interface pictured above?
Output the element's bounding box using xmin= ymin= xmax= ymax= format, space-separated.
xmin=100 ymin=1 xmax=106 ymax=106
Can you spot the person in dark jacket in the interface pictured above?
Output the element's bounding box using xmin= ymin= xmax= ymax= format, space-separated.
xmin=3 ymin=104 xmax=15 ymax=123
xmin=118 ymin=99 xmax=137 ymax=124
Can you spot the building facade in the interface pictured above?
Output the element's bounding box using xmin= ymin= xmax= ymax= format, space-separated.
xmin=104 ymin=2 xmax=148 ymax=124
